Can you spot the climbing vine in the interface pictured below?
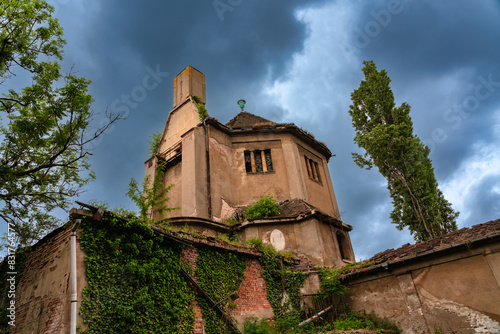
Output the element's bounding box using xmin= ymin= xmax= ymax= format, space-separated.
xmin=193 ymin=95 xmax=208 ymax=121
xmin=259 ymin=253 xmax=309 ymax=332
xmin=196 ymin=248 xmax=247 ymax=334
xmin=79 ymin=213 xmax=195 ymax=333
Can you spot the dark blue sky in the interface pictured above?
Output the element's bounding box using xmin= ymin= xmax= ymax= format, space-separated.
xmin=22 ymin=0 xmax=500 ymax=260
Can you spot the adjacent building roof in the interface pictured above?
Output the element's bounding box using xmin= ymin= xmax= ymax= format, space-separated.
xmin=344 ymin=218 xmax=500 ymax=277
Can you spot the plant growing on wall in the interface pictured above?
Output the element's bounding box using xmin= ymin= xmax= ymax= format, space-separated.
xmin=147 ymin=131 xmax=163 ymax=157
xmin=244 ymin=195 xmax=280 ymax=220
xmin=127 ymin=163 xmax=178 ymax=224
xmin=79 ymin=213 xmax=195 ymax=333
xmin=196 ymin=248 xmax=247 ymax=334
xmin=193 ymin=95 xmax=208 ymax=121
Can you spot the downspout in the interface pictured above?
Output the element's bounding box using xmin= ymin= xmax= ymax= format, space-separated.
xmin=70 ymin=219 xmax=81 ymax=334
xmin=203 ymin=118 xmax=212 ymax=218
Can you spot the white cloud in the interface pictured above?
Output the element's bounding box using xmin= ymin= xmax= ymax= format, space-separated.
xmin=442 ymin=140 xmax=500 ymax=225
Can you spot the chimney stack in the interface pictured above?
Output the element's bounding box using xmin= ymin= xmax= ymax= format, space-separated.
xmin=173 ymin=66 xmax=206 ymax=108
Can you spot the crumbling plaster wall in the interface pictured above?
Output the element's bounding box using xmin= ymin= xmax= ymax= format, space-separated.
xmin=344 ymin=246 xmax=500 ymax=334
xmin=239 ymin=217 xmax=351 ymax=267
xmin=12 ymin=227 xmax=87 ymax=334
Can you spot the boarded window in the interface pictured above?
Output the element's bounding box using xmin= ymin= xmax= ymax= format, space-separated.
xmin=244 ymin=149 xmax=273 ymax=173
xmin=305 ymin=156 xmax=321 ymax=182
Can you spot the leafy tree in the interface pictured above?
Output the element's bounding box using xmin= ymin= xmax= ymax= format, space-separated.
xmin=0 ymin=0 xmax=121 ymax=246
xmin=349 ymin=60 xmax=458 ymax=241
xmin=126 ymin=163 xmax=178 ymax=224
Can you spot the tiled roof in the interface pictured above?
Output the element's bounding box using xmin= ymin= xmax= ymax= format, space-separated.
xmin=226 ymin=111 xmax=276 ymax=129
xmin=348 ymin=218 xmax=500 ymax=274
xmin=234 ymin=198 xmax=350 ymax=229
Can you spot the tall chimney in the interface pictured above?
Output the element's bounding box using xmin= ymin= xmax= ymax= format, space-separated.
xmin=173 ymin=66 xmax=206 ymax=108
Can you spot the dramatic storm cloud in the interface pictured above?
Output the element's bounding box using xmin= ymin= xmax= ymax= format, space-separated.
xmin=6 ymin=0 xmax=499 ymax=260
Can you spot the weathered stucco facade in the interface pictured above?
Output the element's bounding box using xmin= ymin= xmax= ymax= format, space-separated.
xmin=343 ymin=219 xmax=500 ymax=334
xmin=144 ymin=65 xmax=354 ymax=267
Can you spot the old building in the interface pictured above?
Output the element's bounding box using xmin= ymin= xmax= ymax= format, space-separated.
xmin=144 ymin=65 xmax=354 ymax=267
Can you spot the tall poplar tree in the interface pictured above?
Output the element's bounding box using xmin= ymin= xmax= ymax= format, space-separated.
xmin=0 ymin=0 xmax=121 ymax=246
xmin=349 ymin=61 xmax=458 ymax=241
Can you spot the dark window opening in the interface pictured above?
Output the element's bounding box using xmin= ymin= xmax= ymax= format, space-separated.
xmin=254 ymin=150 xmax=263 ymax=172
xmin=305 ymin=156 xmax=321 ymax=182
xmin=264 ymin=149 xmax=273 ymax=171
xmin=337 ymin=231 xmax=349 ymax=261
xmin=244 ymin=150 xmax=252 ymax=172
xmin=244 ymin=149 xmax=273 ymax=173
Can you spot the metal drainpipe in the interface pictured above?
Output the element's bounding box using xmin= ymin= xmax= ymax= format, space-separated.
xmin=70 ymin=219 xmax=81 ymax=334
xmin=203 ymin=118 xmax=212 ymax=219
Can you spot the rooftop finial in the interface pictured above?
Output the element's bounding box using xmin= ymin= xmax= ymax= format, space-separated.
xmin=237 ymin=99 xmax=246 ymax=112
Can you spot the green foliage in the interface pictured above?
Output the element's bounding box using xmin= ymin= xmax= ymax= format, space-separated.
xmin=193 ymin=95 xmax=208 ymax=121
xmin=259 ymin=253 xmax=309 ymax=332
xmin=147 ymin=131 xmax=163 ymax=157
xmin=247 ymin=237 xmax=279 ymax=255
xmin=244 ymin=195 xmax=280 ymax=220
xmin=349 ymin=60 xmax=458 ymax=241
xmin=333 ymin=309 xmax=401 ymax=332
xmin=126 ymin=163 xmax=178 ymax=223
xmin=0 ymin=0 xmax=121 ymax=247
xmin=243 ymin=317 xmax=274 ymax=334
xmin=79 ymin=213 xmax=195 ymax=333
xmin=318 ymin=267 xmax=348 ymax=298
xmin=196 ymin=248 xmax=247 ymax=334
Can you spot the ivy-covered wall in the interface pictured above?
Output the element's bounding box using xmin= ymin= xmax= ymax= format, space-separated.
xmin=2 ymin=210 xmax=318 ymax=333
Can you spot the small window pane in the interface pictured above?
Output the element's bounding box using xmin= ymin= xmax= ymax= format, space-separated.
xmin=264 ymin=149 xmax=273 ymax=171
xmin=254 ymin=150 xmax=263 ymax=172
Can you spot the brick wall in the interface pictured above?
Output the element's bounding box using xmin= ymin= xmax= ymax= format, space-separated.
xmin=230 ymin=258 xmax=274 ymax=324
xmin=181 ymin=247 xmax=275 ymax=332
xmin=11 ymin=228 xmax=71 ymax=334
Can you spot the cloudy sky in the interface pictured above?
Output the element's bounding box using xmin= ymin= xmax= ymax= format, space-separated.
xmin=23 ymin=0 xmax=500 ymax=260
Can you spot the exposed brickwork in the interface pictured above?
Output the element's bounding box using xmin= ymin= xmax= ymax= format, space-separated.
xmin=230 ymin=259 xmax=274 ymax=320
xmin=181 ymin=246 xmax=205 ymax=334
xmin=11 ymin=227 xmax=71 ymax=334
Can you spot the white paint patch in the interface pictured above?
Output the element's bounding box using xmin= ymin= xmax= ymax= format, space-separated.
xmin=270 ymin=229 xmax=286 ymax=251
xmin=418 ymin=287 xmax=500 ymax=333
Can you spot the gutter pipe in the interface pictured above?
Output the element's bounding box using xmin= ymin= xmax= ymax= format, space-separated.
xmin=70 ymin=219 xmax=81 ymax=334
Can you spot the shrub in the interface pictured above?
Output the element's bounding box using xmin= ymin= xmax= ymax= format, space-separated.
xmin=244 ymin=195 xmax=280 ymax=220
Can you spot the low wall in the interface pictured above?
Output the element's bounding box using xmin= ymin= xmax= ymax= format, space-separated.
xmin=343 ymin=237 xmax=500 ymax=333
xmin=9 ymin=226 xmax=87 ymax=334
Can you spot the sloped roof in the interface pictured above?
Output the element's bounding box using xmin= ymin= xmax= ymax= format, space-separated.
xmin=234 ymin=198 xmax=351 ymax=231
xmin=226 ymin=111 xmax=276 ymax=129
xmin=345 ymin=218 xmax=500 ymax=276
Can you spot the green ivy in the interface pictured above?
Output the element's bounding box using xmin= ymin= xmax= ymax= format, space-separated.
xmin=259 ymin=254 xmax=309 ymax=333
xmin=196 ymin=247 xmax=247 ymax=334
xmin=79 ymin=213 xmax=195 ymax=333
xmin=193 ymin=95 xmax=208 ymax=121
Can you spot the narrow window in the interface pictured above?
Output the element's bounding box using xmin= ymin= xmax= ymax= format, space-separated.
xmin=337 ymin=231 xmax=349 ymax=260
xmin=254 ymin=150 xmax=263 ymax=172
xmin=264 ymin=149 xmax=273 ymax=171
xmin=244 ymin=150 xmax=252 ymax=172
xmin=305 ymin=156 xmax=321 ymax=182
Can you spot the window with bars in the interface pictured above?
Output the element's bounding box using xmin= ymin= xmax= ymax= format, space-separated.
xmin=304 ymin=156 xmax=321 ymax=183
xmin=244 ymin=149 xmax=273 ymax=173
